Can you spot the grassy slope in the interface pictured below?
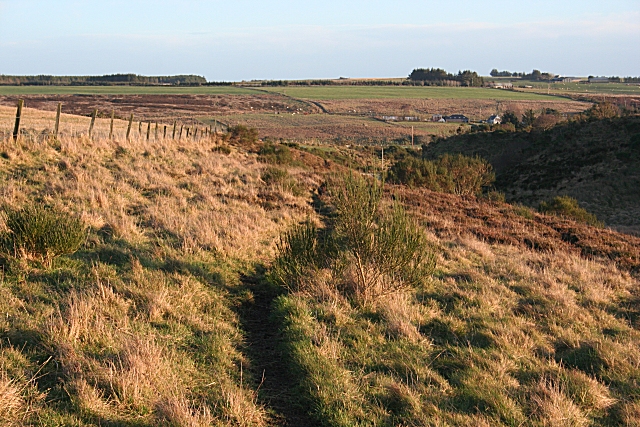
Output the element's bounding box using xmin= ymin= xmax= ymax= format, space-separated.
xmin=273 ymin=187 xmax=640 ymax=427
xmin=1 ymin=110 xmax=640 ymax=426
xmin=422 ymin=116 xmax=640 ymax=231
xmin=0 ymin=131 xmax=319 ymax=426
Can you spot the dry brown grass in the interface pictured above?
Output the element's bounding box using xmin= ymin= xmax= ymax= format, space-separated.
xmin=319 ymin=98 xmax=590 ymax=120
xmin=0 ymin=110 xmax=324 ymax=425
xmin=0 ymin=374 xmax=25 ymax=426
xmin=273 ymin=184 xmax=640 ymax=426
xmin=0 ymin=106 xmax=316 ymax=261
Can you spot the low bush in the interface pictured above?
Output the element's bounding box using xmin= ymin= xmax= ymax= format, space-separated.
xmin=212 ymin=144 xmax=232 ymax=155
xmin=538 ymin=196 xmax=603 ymax=227
xmin=388 ymin=154 xmax=495 ymax=196
xmin=225 ymin=125 xmax=258 ymax=144
xmin=1 ymin=205 xmax=86 ymax=266
xmin=272 ymin=173 xmax=435 ymax=305
xmin=261 ymin=166 xmax=304 ymax=196
xmin=483 ymin=190 xmax=506 ymax=203
xmin=258 ymin=142 xmax=294 ymax=165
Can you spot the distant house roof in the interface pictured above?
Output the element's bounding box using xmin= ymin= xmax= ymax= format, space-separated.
xmin=444 ymin=114 xmax=469 ymax=123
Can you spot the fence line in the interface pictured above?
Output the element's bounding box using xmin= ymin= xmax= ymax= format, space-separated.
xmin=2 ymin=99 xmax=230 ymax=143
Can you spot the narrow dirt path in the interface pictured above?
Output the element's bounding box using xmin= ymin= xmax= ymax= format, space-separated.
xmin=238 ymin=269 xmax=318 ymax=427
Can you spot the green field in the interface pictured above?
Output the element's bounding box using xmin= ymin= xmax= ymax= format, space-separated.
xmin=514 ymin=81 xmax=640 ymax=96
xmin=257 ymin=86 xmax=569 ymax=100
xmin=0 ymin=85 xmax=258 ymax=95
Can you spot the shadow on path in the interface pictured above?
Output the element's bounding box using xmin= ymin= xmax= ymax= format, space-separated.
xmin=237 ymin=266 xmax=319 ymax=427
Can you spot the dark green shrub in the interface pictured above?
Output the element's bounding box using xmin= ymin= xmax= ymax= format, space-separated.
xmin=1 ymin=205 xmax=86 ymax=266
xmin=331 ymin=173 xmax=435 ymax=304
xmin=483 ymin=191 xmax=506 ymax=203
xmin=261 ymin=166 xmax=289 ymax=185
xmin=271 ymin=222 xmax=328 ymax=291
xmin=538 ymin=196 xmax=603 ymax=227
xmin=261 ymin=166 xmax=304 ymax=196
xmin=226 ymin=125 xmax=258 ymax=144
xmin=272 ymin=173 xmax=435 ymax=305
xmin=212 ymin=144 xmax=232 ymax=155
xmin=388 ymin=154 xmax=494 ymax=196
xmin=258 ymin=142 xmax=293 ymax=165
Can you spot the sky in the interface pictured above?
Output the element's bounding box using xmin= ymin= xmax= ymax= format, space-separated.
xmin=0 ymin=0 xmax=638 ymax=81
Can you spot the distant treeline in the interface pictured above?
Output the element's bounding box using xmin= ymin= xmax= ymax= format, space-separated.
xmin=490 ymin=69 xmax=640 ymax=83
xmin=0 ymin=74 xmax=207 ymax=86
xmin=490 ymin=69 xmax=557 ymax=81
xmin=408 ymin=68 xmax=484 ymax=87
xmin=258 ymin=79 xmax=414 ymax=87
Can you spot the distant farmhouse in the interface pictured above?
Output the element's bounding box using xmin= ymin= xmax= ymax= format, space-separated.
xmin=486 ymin=82 xmax=513 ymax=89
xmin=444 ymin=114 xmax=469 ymax=123
xmin=431 ymin=114 xmax=445 ymax=122
xmin=487 ymin=115 xmax=501 ymax=125
xmin=552 ymin=77 xmax=583 ymax=83
xmin=588 ymin=76 xmax=610 ymax=83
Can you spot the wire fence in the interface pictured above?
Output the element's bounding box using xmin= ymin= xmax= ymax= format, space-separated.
xmin=1 ymin=99 xmax=229 ymax=144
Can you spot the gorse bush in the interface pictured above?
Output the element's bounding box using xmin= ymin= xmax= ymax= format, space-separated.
xmin=261 ymin=166 xmax=304 ymax=196
xmin=271 ymin=222 xmax=333 ymax=292
xmin=225 ymin=125 xmax=259 ymax=144
xmin=272 ymin=173 xmax=435 ymax=305
xmin=538 ymin=196 xmax=603 ymax=227
xmin=1 ymin=205 xmax=86 ymax=266
xmin=388 ymin=154 xmax=494 ymax=196
xmin=258 ymin=142 xmax=293 ymax=165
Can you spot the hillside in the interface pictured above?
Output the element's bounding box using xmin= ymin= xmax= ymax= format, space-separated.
xmin=422 ymin=116 xmax=640 ymax=233
xmin=0 ymin=114 xmax=639 ymax=426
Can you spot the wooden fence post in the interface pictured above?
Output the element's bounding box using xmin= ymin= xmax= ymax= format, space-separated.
xmin=109 ymin=110 xmax=115 ymax=140
xmin=12 ymin=99 xmax=24 ymax=142
xmin=88 ymin=109 xmax=98 ymax=139
xmin=126 ymin=114 xmax=134 ymax=141
xmin=154 ymin=122 xmax=158 ymax=140
xmin=172 ymin=121 xmax=177 ymax=139
xmin=186 ymin=127 xmax=190 ymax=138
xmin=163 ymin=125 xmax=167 ymax=139
xmin=139 ymin=121 xmax=142 ymax=135
xmin=194 ymin=128 xmax=198 ymax=140
xmin=54 ymin=102 xmax=62 ymax=139
xmin=146 ymin=122 xmax=151 ymax=141
xmin=179 ymin=125 xmax=183 ymax=139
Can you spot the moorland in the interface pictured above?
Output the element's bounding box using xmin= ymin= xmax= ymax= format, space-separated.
xmin=0 ymin=80 xmax=639 ymax=427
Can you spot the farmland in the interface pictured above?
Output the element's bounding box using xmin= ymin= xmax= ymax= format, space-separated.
xmin=515 ymin=81 xmax=640 ymax=96
xmin=1 ymin=112 xmax=639 ymax=425
xmin=257 ymin=85 xmax=569 ymax=100
xmin=0 ymin=88 xmax=590 ymax=144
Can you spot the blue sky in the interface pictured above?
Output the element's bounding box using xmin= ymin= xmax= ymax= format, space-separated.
xmin=0 ymin=0 xmax=638 ymax=80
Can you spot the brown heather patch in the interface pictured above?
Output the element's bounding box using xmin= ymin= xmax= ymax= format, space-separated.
xmin=393 ymin=186 xmax=640 ymax=276
xmin=318 ymin=98 xmax=590 ymax=120
xmin=274 ymin=182 xmax=640 ymax=426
